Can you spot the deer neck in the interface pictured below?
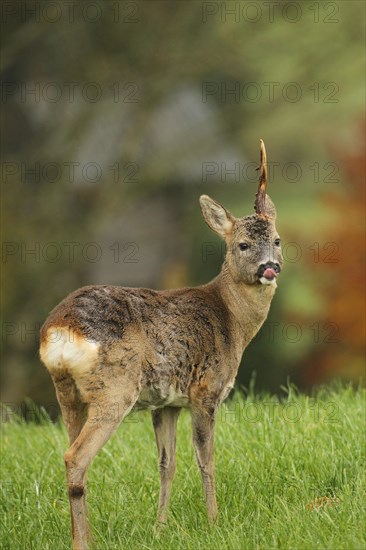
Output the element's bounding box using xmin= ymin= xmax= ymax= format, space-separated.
xmin=212 ymin=259 xmax=276 ymax=346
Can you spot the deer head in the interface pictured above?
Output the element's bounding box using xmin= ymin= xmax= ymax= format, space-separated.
xmin=200 ymin=139 xmax=283 ymax=286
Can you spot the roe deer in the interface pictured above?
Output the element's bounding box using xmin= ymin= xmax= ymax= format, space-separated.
xmin=40 ymin=140 xmax=283 ymax=549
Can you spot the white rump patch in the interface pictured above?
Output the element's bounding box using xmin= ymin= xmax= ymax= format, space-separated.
xmin=40 ymin=327 xmax=100 ymax=376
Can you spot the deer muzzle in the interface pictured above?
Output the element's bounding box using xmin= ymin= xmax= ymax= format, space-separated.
xmin=257 ymin=262 xmax=281 ymax=283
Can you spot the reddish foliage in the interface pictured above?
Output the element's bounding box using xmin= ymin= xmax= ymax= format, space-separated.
xmin=301 ymin=123 xmax=365 ymax=386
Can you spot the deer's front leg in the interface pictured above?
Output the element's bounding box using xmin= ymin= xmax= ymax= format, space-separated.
xmin=152 ymin=406 xmax=181 ymax=524
xmin=191 ymin=404 xmax=218 ymax=523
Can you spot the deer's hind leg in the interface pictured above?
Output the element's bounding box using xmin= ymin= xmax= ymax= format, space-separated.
xmin=152 ymin=406 xmax=181 ymax=524
xmin=51 ymin=372 xmax=90 ymax=547
xmin=52 ymin=372 xmax=88 ymax=445
xmin=58 ymin=351 xmax=141 ymax=549
xmin=64 ymin=382 xmax=140 ymax=550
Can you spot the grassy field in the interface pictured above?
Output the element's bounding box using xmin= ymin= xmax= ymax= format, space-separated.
xmin=1 ymin=384 xmax=365 ymax=550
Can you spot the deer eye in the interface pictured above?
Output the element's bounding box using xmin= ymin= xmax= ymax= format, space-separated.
xmin=239 ymin=243 xmax=249 ymax=251
xmin=274 ymin=238 xmax=281 ymax=246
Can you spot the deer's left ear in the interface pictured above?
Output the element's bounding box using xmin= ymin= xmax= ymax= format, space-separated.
xmin=264 ymin=194 xmax=277 ymax=219
xmin=199 ymin=195 xmax=235 ymax=239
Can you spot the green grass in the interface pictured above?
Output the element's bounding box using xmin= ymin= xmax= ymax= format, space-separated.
xmin=1 ymin=384 xmax=365 ymax=550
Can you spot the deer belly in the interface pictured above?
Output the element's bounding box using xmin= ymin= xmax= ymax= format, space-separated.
xmin=135 ymin=385 xmax=189 ymax=410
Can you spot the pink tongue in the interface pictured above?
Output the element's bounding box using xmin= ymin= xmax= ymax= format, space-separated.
xmin=263 ymin=268 xmax=277 ymax=279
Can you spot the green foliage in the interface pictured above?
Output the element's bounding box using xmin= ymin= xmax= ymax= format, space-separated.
xmin=1 ymin=385 xmax=365 ymax=549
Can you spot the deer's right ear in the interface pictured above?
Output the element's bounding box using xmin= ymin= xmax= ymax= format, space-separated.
xmin=199 ymin=195 xmax=235 ymax=238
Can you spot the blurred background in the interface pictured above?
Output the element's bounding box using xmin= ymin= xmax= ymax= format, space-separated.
xmin=1 ymin=0 xmax=365 ymax=415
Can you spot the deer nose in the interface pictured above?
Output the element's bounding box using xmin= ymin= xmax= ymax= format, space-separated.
xmin=257 ymin=262 xmax=281 ymax=278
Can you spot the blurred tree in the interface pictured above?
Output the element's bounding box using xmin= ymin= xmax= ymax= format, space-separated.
xmin=1 ymin=1 xmax=365 ymax=411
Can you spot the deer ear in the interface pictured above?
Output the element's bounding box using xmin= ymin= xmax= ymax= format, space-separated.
xmin=199 ymin=195 xmax=235 ymax=238
xmin=264 ymin=194 xmax=277 ymax=219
